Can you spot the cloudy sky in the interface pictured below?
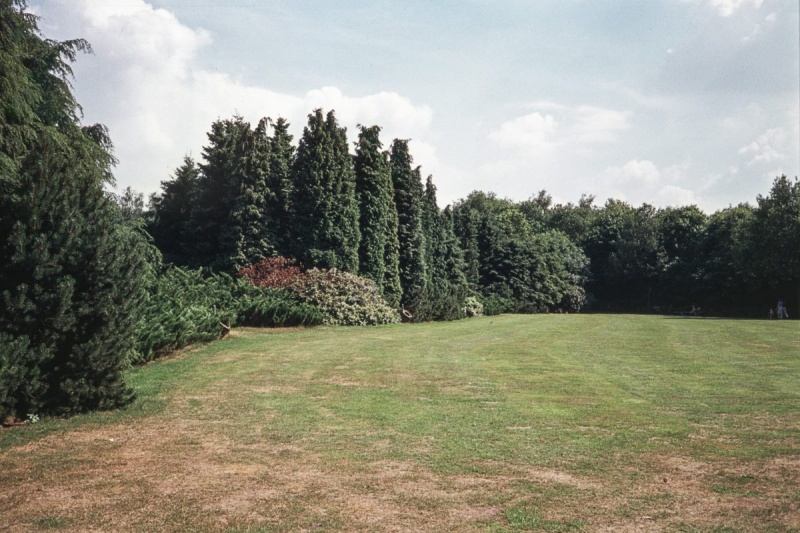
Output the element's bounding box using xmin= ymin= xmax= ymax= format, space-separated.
xmin=32 ymin=0 xmax=799 ymax=211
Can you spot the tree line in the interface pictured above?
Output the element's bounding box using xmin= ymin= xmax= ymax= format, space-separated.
xmin=450 ymin=182 xmax=799 ymax=317
xmin=146 ymin=111 xmax=799 ymax=319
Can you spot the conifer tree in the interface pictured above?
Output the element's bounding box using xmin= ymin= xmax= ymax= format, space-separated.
xmin=441 ymin=206 xmax=469 ymax=291
xmin=452 ymin=206 xmax=481 ymax=290
xmin=354 ymin=125 xmax=396 ymax=293
xmin=421 ymin=176 xmax=468 ymax=319
xmin=148 ymin=155 xmax=199 ymax=265
xmin=390 ymin=139 xmax=428 ymax=316
xmin=291 ymin=109 xmax=360 ymax=271
xmin=422 ymin=175 xmax=442 ymax=270
xmin=189 ymin=116 xmax=276 ymax=271
xmin=382 ymin=172 xmax=403 ymax=308
xmin=188 ymin=117 xmax=240 ymax=267
xmin=266 ymin=117 xmax=295 ymax=257
xmin=1 ymin=1 xmax=151 ymax=416
xmin=225 ymin=117 xmax=276 ymax=270
xmin=328 ymin=111 xmax=361 ymax=272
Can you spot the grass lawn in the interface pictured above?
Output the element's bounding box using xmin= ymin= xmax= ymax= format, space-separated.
xmin=1 ymin=314 xmax=798 ymax=532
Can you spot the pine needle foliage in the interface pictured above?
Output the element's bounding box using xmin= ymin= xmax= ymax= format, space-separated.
xmin=291 ymin=109 xmax=360 ymax=272
xmin=190 ymin=116 xmax=278 ymax=271
xmin=147 ymin=155 xmax=199 ymax=265
xmin=354 ymin=125 xmax=402 ymax=306
xmin=420 ymin=179 xmax=468 ymax=321
xmin=132 ymin=266 xmax=322 ymax=363
xmin=389 ymin=139 xmax=428 ymax=318
xmin=1 ymin=1 xmax=151 ymax=417
xmin=266 ymin=118 xmax=295 ymax=257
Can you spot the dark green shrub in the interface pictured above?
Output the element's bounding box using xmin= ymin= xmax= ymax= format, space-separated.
xmin=236 ymin=288 xmax=323 ymax=328
xmin=480 ymin=295 xmax=515 ymax=316
xmin=0 ymin=334 xmax=49 ymax=418
xmin=132 ymin=267 xmax=234 ymax=363
xmin=132 ymin=267 xmax=323 ymax=363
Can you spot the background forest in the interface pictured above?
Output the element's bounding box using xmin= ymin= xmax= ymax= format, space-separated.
xmin=142 ymin=111 xmax=799 ymax=320
xmin=1 ymin=1 xmax=798 ymax=419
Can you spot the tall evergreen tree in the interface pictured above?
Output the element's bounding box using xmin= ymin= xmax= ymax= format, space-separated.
xmin=224 ymin=117 xmax=276 ymax=270
xmin=291 ymin=109 xmax=360 ymax=271
xmin=1 ymin=1 xmax=151 ymax=416
xmin=421 ymin=176 xmax=468 ymax=319
xmin=148 ymin=155 xmax=199 ymax=265
xmin=189 ymin=116 xmax=276 ymax=271
xmin=266 ymin=117 xmax=295 ymax=257
xmin=354 ymin=125 xmax=396 ymax=293
xmin=421 ymin=175 xmax=441 ymax=285
xmin=382 ymin=199 xmax=403 ymax=308
xmin=441 ymin=206 xmax=468 ymax=291
xmin=452 ymin=205 xmax=481 ymax=290
xmin=188 ymin=117 xmax=241 ymax=267
xmin=390 ymin=139 xmax=427 ymax=316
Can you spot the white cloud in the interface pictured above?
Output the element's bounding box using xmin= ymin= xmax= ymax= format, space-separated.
xmin=40 ymin=0 xmax=437 ymax=196
xmin=592 ymin=159 xmax=719 ymax=209
xmin=603 ymin=160 xmax=662 ymax=185
xmin=571 ymin=106 xmax=631 ymax=145
xmin=658 ymin=185 xmax=698 ymax=206
xmin=80 ymin=1 xmax=211 ymax=74
xmin=524 ymin=100 xmax=568 ymax=113
xmin=677 ymin=0 xmax=764 ymax=17
xmin=488 ymin=103 xmax=630 ymax=156
xmin=302 ymin=87 xmax=433 ymax=138
xmin=738 ymin=128 xmax=788 ymax=166
xmin=488 ymin=112 xmax=559 ymax=153
xmin=706 ymin=0 xmax=764 ymax=17
xmin=480 ymin=103 xmax=634 ymax=206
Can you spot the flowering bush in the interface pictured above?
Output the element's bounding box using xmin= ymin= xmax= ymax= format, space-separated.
xmin=464 ymin=296 xmax=484 ymax=317
xmin=286 ymin=268 xmax=400 ymax=326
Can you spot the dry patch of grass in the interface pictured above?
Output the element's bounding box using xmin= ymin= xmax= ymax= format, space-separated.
xmin=2 ymin=413 xmax=798 ymax=532
xmin=1 ymin=416 xmax=504 ymax=531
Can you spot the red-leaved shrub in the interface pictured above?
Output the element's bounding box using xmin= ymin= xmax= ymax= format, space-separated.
xmin=237 ymin=257 xmax=307 ymax=289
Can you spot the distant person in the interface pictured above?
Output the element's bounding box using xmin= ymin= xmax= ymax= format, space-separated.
xmin=690 ymin=304 xmax=701 ymax=316
xmin=777 ymin=300 xmax=789 ymax=319
xmin=768 ymin=308 xmax=775 ymax=319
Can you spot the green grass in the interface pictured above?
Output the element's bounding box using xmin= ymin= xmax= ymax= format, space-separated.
xmin=1 ymin=314 xmax=798 ymax=532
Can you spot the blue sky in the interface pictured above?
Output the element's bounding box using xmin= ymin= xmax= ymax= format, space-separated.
xmin=33 ymin=0 xmax=799 ymax=211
